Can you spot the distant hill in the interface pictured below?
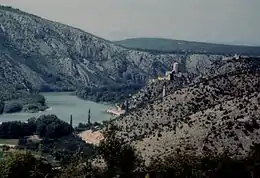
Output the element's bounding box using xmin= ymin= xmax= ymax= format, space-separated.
xmin=114 ymin=38 xmax=260 ymax=55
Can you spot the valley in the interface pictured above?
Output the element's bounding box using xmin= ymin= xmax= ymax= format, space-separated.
xmin=0 ymin=5 xmax=260 ymax=178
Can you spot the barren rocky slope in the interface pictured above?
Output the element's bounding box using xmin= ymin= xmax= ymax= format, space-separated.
xmin=114 ymin=57 xmax=260 ymax=163
xmin=0 ymin=6 xmax=226 ymax=98
xmin=0 ymin=6 xmax=181 ymax=92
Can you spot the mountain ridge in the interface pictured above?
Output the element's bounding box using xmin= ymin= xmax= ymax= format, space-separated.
xmin=115 ymin=38 xmax=260 ymax=55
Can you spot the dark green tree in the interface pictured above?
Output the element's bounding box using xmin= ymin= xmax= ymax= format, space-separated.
xmin=0 ymin=101 xmax=4 ymax=114
xmin=98 ymin=123 xmax=142 ymax=178
xmin=70 ymin=114 xmax=73 ymax=127
xmin=88 ymin=109 xmax=91 ymax=125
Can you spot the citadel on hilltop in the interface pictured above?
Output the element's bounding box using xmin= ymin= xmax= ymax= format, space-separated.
xmin=157 ymin=62 xmax=180 ymax=81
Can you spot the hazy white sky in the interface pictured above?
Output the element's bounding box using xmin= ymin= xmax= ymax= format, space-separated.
xmin=1 ymin=0 xmax=260 ymax=45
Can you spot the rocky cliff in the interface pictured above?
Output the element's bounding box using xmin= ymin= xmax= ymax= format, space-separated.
xmin=0 ymin=6 xmax=227 ymax=93
xmin=0 ymin=6 xmax=182 ymax=92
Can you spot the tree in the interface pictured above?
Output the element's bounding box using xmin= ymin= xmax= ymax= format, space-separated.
xmin=0 ymin=151 xmax=54 ymax=178
xmin=35 ymin=115 xmax=73 ymax=138
xmin=70 ymin=114 xmax=73 ymax=128
xmin=98 ymin=123 xmax=142 ymax=178
xmin=88 ymin=109 xmax=91 ymax=125
xmin=0 ymin=101 xmax=4 ymax=114
xmin=57 ymin=157 xmax=102 ymax=178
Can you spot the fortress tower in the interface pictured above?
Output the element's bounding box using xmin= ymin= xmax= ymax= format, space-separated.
xmin=172 ymin=62 xmax=179 ymax=73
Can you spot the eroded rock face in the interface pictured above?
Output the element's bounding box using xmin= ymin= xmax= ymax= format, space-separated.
xmin=0 ymin=6 xmax=223 ymax=94
xmin=0 ymin=7 xmax=174 ymax=91
xmin=114 ymin=57 xmax=260 ymax=163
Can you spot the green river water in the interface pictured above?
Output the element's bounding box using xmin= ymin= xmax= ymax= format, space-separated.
xmin=0 ymin=92 xmax=113 ymax=126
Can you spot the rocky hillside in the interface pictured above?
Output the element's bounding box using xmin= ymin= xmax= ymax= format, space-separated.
xmin=127 ymin=72 xmax=196 ymax=110
xmin=0 ymin=52 xmax=47 ymax=114
xmin=126 ymin=54 xmax=223 ymax=109
xmin=114 ymin=57 xmax=260 ymax=163
xmin=0 ymin=6 xmax=228 ymax=94
xmin=0 ymin=6 xmax=185 ymax=92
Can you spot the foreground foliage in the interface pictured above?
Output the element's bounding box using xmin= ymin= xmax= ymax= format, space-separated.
xmin=0 ymin=115 xmax=73 ymax=139
xmin=2 ymin=133 xmax=260 ymax=177
xmin=0 ymin=151 xmax=54 ymax=178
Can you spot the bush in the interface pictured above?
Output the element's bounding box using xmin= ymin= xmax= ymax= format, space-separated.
xmin=3 ymin=101 xmax=23 ymax=113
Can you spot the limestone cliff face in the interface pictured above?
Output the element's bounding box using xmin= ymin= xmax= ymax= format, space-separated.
xmin=0 ymin=6 xmax=225 ymax=94
xmin=0 ymin=6 xmax=185 ymax=93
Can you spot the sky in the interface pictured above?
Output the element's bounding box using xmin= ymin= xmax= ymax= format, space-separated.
xmin=1 ymin=0 xmax=260 ymax=46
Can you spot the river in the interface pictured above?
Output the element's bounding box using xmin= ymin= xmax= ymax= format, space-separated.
xmin=0 ymin=92 xmax=113 ymax=126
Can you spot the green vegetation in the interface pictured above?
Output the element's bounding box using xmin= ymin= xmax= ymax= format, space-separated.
xmin=115 ymin=38 xmax=260 ymax=55
xmin=0 ymin=115 xmax=73 ymax=139
xmin=0 ymin=151 xmax=54 ymax=178
xmin=29 ymin=115 xmax=73 ymax=138
xmin=3 ymin=101 xmax=23 ymax=113
xmin=57 ymin=123 xmax=142 ymax=178
xmin=76 ymin=84 xmax=142 ymax=103
xmin=98 ymin=124 xmax=142 ymax=178
xmin=0 ymin=115 xmax=95 ymax=167
xmin=1 ymin=122 xmax=260 ymax=177
xmin=0 ymin=92 xmax=47 ymax=114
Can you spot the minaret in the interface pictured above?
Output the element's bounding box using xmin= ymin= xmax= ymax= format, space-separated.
xmin=163 ymin=84 xmax=166 ymax=97
xmin=88 ymin=108 xmax=91 ymax=125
